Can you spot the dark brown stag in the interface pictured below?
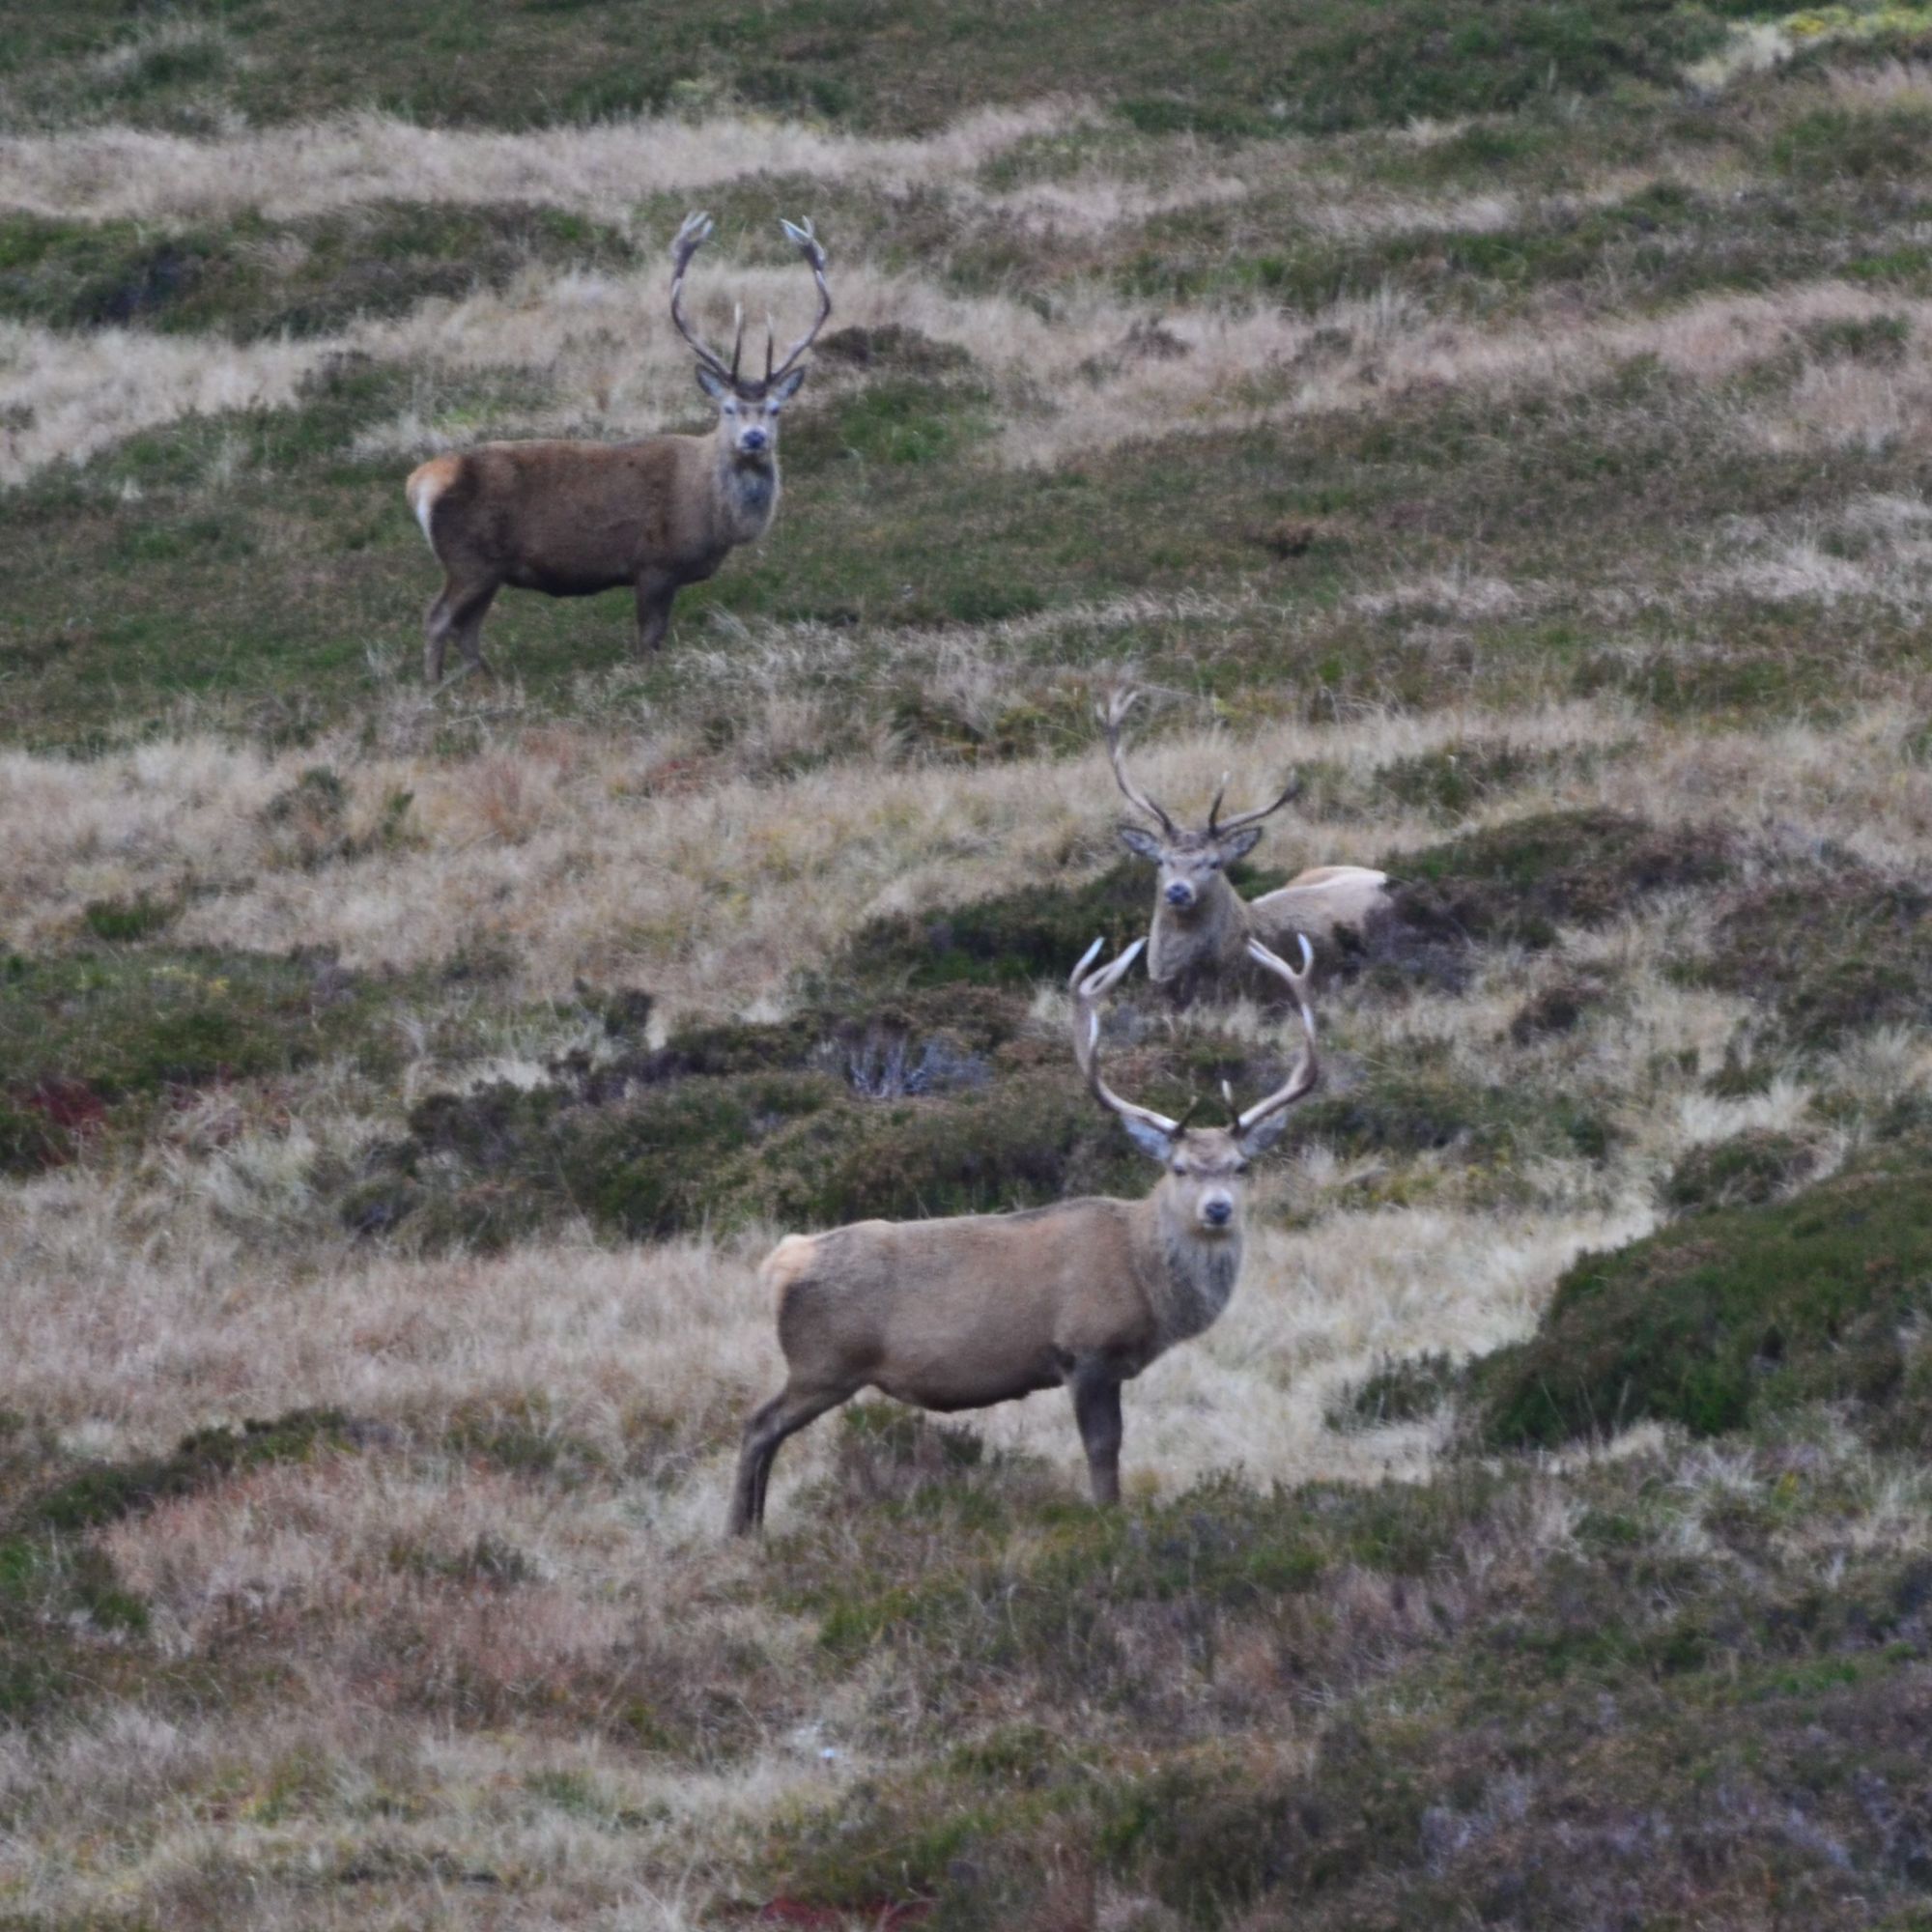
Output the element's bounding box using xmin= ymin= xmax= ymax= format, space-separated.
xmin=406 ymin=212 xmax=831 ymax=679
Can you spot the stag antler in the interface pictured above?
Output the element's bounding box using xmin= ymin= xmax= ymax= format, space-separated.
xmin=1068 ymin=938 xmax=1180 ymax=1142
xmin=1206 ymin=766 xmax=1303 ymax=838
xmin=1233 ymin=936 xmax=1320 ymax=1134
xmin=668 ymin=212 xmax=744 ymax=384
xmin=768 ymin=216 xmax=833 ymax=384
xmin=1099 ymin=688 xmax=1178 ymax=838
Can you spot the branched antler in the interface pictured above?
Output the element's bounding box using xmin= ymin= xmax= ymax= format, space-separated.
xmin=769 ymin=216 xmax=832 ymax=384
xmin=1067 ymin=938 xmax=1179 ymax=1141
xmin=668 ymin=212 xmax=742 ymax=383
xmin=1099 ymin=688 xmax=1178 ymax=837
xmin=1233 ymin=936 xmax=1320 ymax=1133
xmin=1207 ymin=769 xmax=1303 ymax=838
xmin=670 ymin=212 xmax=832 ymax=392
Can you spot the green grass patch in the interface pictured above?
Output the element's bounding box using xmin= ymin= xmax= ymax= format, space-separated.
xmin=1476 ymin=1147 xmax=1932 ymax=1445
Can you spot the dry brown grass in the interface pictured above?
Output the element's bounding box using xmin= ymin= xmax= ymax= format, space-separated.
xmin=10 ymin=700 xmax=1931 ymax=1010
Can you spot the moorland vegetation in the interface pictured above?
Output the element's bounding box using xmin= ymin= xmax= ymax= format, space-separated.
xmin=6 ymin=0 xmax=1932 ymax=1923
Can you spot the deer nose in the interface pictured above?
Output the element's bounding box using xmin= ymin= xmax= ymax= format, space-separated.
xmin=1165 ymin=881 xmax=1193 ymax=907
xmin=740 ymin=426 xmax=769 ymax=451
xmin=1203 ymin=1197 xmax=1233 ymax=1228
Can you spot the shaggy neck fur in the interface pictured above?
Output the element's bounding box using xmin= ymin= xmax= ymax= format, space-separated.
xmin=1144 ymin=1192 xmax=1244 ymax=1351
xmin=1148 ymin=872 xmax=1250 ymax=982
xmin=716 ymin=443 xmax=780 ymax=547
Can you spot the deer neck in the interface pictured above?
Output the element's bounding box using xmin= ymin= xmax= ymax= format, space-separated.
xmin=1148 ymin=872 xmax=1250 ymax=982
xmin=1132 ymin=1188 xmax=1244 ymax=1353
xmin=713 ymin=438 xmax=781 ymax=548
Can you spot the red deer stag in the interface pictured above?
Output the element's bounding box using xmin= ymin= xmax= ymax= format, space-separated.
xmin=728 ymin=932 xmax=1321 ymax=1534
xmin=405 ymin=212 xmax=831 ymax=680
xmin=1103 ymin=689 xmax=1390 ymax=1002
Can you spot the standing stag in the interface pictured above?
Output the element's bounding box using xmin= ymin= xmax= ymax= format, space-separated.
xmin=405 ymin=212 xmax=831 ymax=680
xmin=1103 ymin=689 xmax=1390 ymax=1001
xmin=728 ymin=932 xmax=1321 ymax=1535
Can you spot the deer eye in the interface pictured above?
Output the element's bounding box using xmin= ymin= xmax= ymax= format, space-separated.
xmin=1203 ymin=855 xmax=1221 ymax=870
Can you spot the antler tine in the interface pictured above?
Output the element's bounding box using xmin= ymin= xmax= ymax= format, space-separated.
xmin=765 ymin=310 xmax=777 ymax=384
xmin=1209 ymin=770 xmax=1304 ymax=838
xmin=1207 ymin=772 xmax=1231 ymax=836
xmin=769 ymin=216 xmax=834 ymax=382
xmin=668 ymin=211 xmax=735 ymax=381
xmin=1097 ymin=686 xmax=1177 ymax=837
xmin=1067 ymin=937 xmax=1179 ymax=1138
xmin=1234 ymin=935 xmax=1321 ymax=1133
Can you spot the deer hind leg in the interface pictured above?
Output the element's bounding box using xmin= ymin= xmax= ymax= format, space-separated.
xmin=423 ymin=583 xmax=456 ymax=683
xmin=728 ymin=1380 xmax=852 ymax=1537
xmin=1068 ymin=1362 xmax=1125 ymax=1506
xmin=446 ymin=582 xmax=499 ymax=679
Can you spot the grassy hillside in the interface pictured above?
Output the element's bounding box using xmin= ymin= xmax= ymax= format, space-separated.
xmin=5 ymin=1 xmax=1932 ymax=1925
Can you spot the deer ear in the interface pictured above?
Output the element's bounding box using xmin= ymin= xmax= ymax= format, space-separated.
xmin=1119 ymin=826 xmax=1163 ymax=863
xmin=696 ymin=364 xmax=729 ymax=401
xmin=770 ymin=366 xmax=807 ymax=404
xmin=1122 ymin=1116 xmax=1175 ymax=1163
xmin=1219 ymin=827 xmax=1264 ymax=864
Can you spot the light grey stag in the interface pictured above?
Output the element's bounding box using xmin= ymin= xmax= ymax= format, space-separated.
xmin=406 ymin=211 xmax=831 ymax=679
xmin=1102 ymin=688 xmax=1392 ymax=1001
xmin=727 ymin=932 xmax=1321 ymax=1534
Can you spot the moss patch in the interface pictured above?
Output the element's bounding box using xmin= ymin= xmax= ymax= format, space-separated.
xmin=1476 ymin=1149 xmax=1932 ymax=1447
xmin=1387 ymin=808 xmax=1736 ymax=952
xmin=1691 ymin=872 xmax=1932 ymax=1049
xmin=1661 ymin=1127 xmax=1819 ymax=1215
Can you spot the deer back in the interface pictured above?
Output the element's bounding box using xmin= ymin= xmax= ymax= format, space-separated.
xmin=767 ymin=1196 xmax=1165 ymax=1406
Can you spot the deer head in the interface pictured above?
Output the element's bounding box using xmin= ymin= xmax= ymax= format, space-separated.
xmin=670 ymin=212 xmax=832 ymax=462
xmin=1069 ymin=934 xmax=1319 ymax=1235
xmin=1100 ymin=689 xmax=1302 ymax=916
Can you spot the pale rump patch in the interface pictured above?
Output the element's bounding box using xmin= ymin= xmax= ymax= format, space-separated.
xmin=758 ymin=1234 xmax=818 ymax=1310
xmin=405 ymin=454 xmax=460 ymax=549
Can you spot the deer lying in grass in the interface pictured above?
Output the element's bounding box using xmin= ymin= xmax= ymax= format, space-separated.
xmin=727 ymin=932 xmax=1321 ymax=1535
xmin=405 ymin=212 xmax=831 ymax=680
xmin=1103 ymin=689 xmax=1391 ymax=1001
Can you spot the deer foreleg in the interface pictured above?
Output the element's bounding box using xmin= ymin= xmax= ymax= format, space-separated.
xmin=635 ymin=570 xmax=679 ymax=655
xmin=1068 ymin=1362 xmax=1125 ymax=1506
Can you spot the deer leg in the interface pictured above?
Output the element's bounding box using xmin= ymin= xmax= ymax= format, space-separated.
xmin=1068 ymin=1362 xmax=1124 ymax=1506
xmin=423 ymin=584 xmax=456 ymax=683
xmin=447 ymin=583 xmax=499 ymax=678
xmin=634 ymin=570 xmax=679 ymax=655
xmin=728 ymin=1381 xmax=851 ymax=1536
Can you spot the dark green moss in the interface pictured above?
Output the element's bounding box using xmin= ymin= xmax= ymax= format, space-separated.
xmin=1388 ymin=809 xmax=1736 ymax=952
xmin=1328 ymin=1352 xmax=1458 ymax=1432
xmin=1691 ymin=873 xmax=1932 ymax=1049
xmin=1476 ymin=1151 xmax=1932 ymax=1447
xmin=0 ymin=947 xmax=395 ymax=1118
xmin=1661 ymin=1128 xmax=1818 ymax=1215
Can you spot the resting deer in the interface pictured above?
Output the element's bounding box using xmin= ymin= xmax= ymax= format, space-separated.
xmin=405 ymin=212 xmax=831 ymax=680
xmin=1103 ymin=689 xmax=1391 ymax=1002
xmin=727 ymin=932 xmax=1321 ymax=1535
